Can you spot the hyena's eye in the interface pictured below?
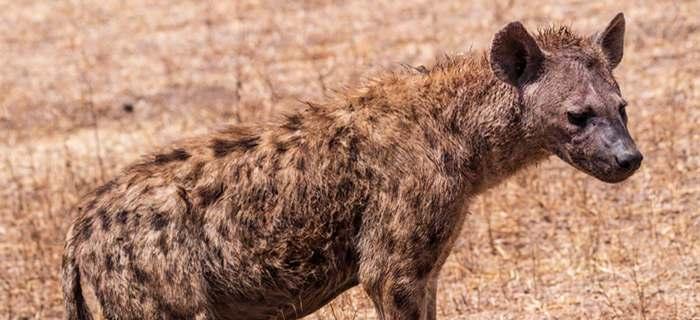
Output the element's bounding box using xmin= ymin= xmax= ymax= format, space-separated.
xmin=567 ymin=110 xmax=594 ymax=127
xmin=618 ymin=101 xmax=628 ymax=123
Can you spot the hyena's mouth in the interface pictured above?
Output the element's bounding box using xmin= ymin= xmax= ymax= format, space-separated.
xmin=553 ymin=147 xmax=634 ymax=184
xmin=572 ymin=154 xmax=637 ymax=183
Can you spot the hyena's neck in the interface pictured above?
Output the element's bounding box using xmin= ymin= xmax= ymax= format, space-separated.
xmin=335 ymin=53 xmax=547 ymax=192
xmin=420 ymin=53 xmax=549 ymax=191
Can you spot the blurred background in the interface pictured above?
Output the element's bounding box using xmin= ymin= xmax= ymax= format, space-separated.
xmin=0 ymin=1 xmax=698 ymax=319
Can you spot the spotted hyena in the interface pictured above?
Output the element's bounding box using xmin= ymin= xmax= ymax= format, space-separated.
xmin=62 ymin=13 xmax=640 ymax=320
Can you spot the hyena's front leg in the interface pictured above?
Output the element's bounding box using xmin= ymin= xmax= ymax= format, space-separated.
xmin=423 ymin=276 xmax=438 ymax=320
xmin=361 ymin=260 xmax=431 ymax=320
xmin=360 ymin=232 xmax=446 ymax=319
xmin=361 ymin=197 xmax=465 ymax=319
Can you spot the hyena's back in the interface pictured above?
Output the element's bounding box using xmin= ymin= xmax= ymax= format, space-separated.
xmin=62 ymin=117 xmax=377 ymax=319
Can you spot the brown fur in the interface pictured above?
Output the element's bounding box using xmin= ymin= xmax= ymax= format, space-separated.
xmin=62 ymin=14 xmax=640 ymax=320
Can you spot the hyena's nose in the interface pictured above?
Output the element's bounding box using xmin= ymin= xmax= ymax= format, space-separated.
xmin=615 ymin=150 xmax=643 ymax=171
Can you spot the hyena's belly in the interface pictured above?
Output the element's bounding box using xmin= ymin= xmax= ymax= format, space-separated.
xmin=208 ymin=268 xmax=359 ymax=320
xmin=204 ymin=214 xmax=362 ymax=319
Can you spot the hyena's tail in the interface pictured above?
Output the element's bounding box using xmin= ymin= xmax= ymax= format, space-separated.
xmin=61 ymin=237 xmax=93 ymax=320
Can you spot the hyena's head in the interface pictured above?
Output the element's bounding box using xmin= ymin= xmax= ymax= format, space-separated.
xmin=490 ymin=13 xmax=642 ymax=183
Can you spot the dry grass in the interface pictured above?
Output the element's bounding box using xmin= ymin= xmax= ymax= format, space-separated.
xmin=1 ymin=0 xmax=699 ymax=319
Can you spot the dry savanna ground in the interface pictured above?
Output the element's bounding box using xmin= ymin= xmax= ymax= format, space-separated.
xmin=1 ymin=0 xmax=699 ymax=319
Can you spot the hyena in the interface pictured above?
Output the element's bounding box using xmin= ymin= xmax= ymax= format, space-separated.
xmin=62 ymin=13 xmax=641 ymax=320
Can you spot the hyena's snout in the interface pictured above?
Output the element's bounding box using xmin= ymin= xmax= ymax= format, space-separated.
xmin=611 ymin=139 xmax=642 ymax=173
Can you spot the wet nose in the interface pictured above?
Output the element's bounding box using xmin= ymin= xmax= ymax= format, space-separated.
xmin=615 ymin=150 xmax=643 ymax=171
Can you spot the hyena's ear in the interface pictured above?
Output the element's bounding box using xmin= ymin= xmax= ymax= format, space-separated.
xmin=595 ymin=12 xmax=625 ymax=69
xmin=490 ymin=21 xmax=545 ymax=87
